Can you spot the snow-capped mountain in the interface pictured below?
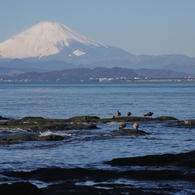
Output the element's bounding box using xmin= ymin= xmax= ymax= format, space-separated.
xmin=0 ymin=21 xmax=195 ymax=74
xmin=0 ymin=21 xmax=131 ymax=63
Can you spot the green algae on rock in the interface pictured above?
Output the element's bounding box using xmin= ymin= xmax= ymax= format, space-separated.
xmin=0 ymin=116 xmax=98 ymax=131
xmin=0 ymin=134 xmax=65 ymax=145
xmin=0 ymin=115 xmax=180 ymax=133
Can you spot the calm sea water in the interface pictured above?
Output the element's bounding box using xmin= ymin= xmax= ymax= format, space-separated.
xmin=1 ymin=82 xmax=195 ymax=120
xmin=0 ymin=82 xmax=195 ymax=191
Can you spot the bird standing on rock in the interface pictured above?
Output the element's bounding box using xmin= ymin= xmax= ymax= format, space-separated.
xmin=127 ymin=112 xmax=131 ymax=116
xmin=184 ymin=120 xmax=191 ymax=125
xmin=116 ymin=110 xmax=121 ymax=117
xmin=144 ymin=112 xmax=153 ymax=117
xmin=84 ymin=116 xmax=88 ymax=120
xmin=110 ymin=115 xmax=115 ymax=119
xmin=119 ymin=123 xmax=126 ymax=130
xmin=133 ymin=123 xmax=139 ymax=131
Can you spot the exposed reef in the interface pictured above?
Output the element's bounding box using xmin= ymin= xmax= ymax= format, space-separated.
xmin=1 ymin=115 xmax=194 ymax=145
xmin=0 ymin=115 xmax=178 ymax=130
xmin=1 ymin=150 xmax=195 ymax=194
xmin=0 ymin=116 xmax=99 ymax=131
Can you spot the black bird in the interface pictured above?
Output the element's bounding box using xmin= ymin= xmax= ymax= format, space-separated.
xmin=127 ymin=112 xmax=131 ymax=116
xmin=144 ymin=112 xmax=153 ymax=117
xmin=116 ymin=110 xmax=121 ymax=117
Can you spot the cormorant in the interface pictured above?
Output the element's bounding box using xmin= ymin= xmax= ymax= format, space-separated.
xmin=144 ymin=112 xmax=153 ymax=117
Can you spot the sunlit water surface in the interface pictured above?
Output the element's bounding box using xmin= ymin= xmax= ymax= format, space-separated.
xmin=0 ymin=82 xmax=195 ymax=192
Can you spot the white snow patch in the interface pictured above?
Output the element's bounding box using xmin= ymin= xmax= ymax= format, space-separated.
xmin=72 ymin=50 xmax=85 ymax=56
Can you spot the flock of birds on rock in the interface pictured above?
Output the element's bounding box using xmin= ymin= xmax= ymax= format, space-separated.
xmin=111 ymin=110 xmax=153 ymax=119
xmin=111 ymin=110 xmax=154 ymax=131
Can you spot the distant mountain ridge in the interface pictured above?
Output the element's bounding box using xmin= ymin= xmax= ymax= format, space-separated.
xmin=0 ymin=21 xmax=195 ymax=74
xmin=0 ymin=67 xmax=194 ymax=82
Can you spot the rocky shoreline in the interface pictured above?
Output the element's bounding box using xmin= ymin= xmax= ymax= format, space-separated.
xmin=0 ymin=115 xmax=195 ymax=194
xmin=1 ymin=150 xmax=195 ymax=194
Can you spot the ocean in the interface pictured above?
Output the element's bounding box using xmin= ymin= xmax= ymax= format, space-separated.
xmin=0 ymin=82 xmax=195 ymax=193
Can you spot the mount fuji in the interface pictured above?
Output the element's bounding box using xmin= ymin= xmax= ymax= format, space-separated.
xmin=0 ymin=21 xmax=132 ymax=64
xmin=0 ymin=21 xmax=195 ymax=74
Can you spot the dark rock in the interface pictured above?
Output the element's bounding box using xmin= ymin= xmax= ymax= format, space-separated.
xmin=0 ymin=115 xmax=179 ymax=131
xmin=105 ymin=150 xmax=195 ymax=168
xmin=0 ymin=182 xmax=43 ymax=195
xmin=68 ymin=115 xmax=101 ymax=123
xmin=38 ymin=134 xmax=65 ymax=141
xmin=1 ymin=166 xmax=187 ymax=194
xmin=111 ymin=129 xmax=150 ymax=135
xmin=156 ymin=116 xmax=177 ymax=120
xmin=0 ymin=115 xmax=10 ymax=120
xmin=3 ymin=148 xmax=195 ymax=195
xmin=47 ymin=123 xmax=98 ymax=130
xmin=0 ymin=116 xmax=98 ymax=131
xmin=0 ymin=134 xmax=65 ymax=144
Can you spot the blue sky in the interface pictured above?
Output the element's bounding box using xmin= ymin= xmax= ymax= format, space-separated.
xmin=0 ymin=0 xmax=195 ymax=57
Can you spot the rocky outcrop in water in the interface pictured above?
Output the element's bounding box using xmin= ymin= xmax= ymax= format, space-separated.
xmin=0 ymin=134 xmax=65 ymax=145
xmin=1 ymin=150 xmax=195 ymax=194
xmin=0 ymin=116 xmax=99 ymax=130
xmin=0 ymin=115 xmax=10 ymax=120
xmin=1 ymin=115 xmax=194 ymax=145
xmin=111 ymin=129 xmax=150 ymax=135
xmin=0 ymin=182 xmax=43 ymax=195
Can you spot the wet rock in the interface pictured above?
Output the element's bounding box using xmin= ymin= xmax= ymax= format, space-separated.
xmin=0 ymin=134 xmax=65 ymax=144
xmin=0 ymin=115 xmax=179 ymax=131
xmin=0 ymin=115 xmax=10 ymax=120
xmin=156 ymin=116 xmax=178 ymax=120
xmin=111 ymin=129 xmax=150 ymax=136
xmin=0 ymin=116 xmax=98 ymax=131
xmin=20 ymin=116 xmax=45 ymax=122
xmin=47 ymin=123 xmax=98 ymax=130
xmin=38 ymin=134 xmax=65 ymax=141
xmin=99 ymin=115 xmax=178 ymax=123
xmin=0 ymin=182 xmax=43 ymax=195
xmin=1 ymin=166 xmax=188 ymax=195
xmin=105 ymin=150 xmax=195 ymax=168
xmin=68 ymin=115 xmax=101 ymax=123
xmin=3 ymin=149 xmax=195 ymax=194
xmin=0 ymin=135 xmax=37 ymax=142
xmin=167 ymin=119 xmax=195 ymax=129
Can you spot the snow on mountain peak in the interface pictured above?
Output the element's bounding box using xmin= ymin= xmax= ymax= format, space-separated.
xmin=71 ymin=50 xmax=86 ymax=56
xmin=0 ymin=21 xmax=105 ymax=59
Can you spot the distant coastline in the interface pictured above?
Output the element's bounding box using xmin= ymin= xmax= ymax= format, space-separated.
xmin=1 ymin=77 xmax=195 ymax=83
xmin=97 ymin=77 xmax=195 ymax=83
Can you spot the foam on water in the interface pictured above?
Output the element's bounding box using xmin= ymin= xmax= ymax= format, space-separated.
xmin=39 ymin=130 xmax=71 ymax=137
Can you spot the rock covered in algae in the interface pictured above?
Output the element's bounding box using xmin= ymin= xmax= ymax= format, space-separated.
xmin=0 ymin=134 xmax=65 ymax=145
xmin=112 ymin=129 xmax=150 ymax=136
xmin=0 ymin=116 xmax=98 ymax=131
